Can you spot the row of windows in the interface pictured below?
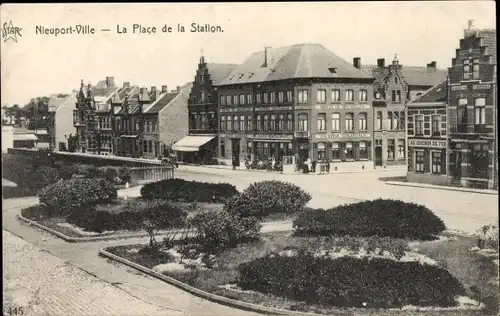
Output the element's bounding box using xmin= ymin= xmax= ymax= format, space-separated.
xmin=375 ymin=111 xmax=405 ymax=131
xmin=456 ymin=97 xmax=487 ymax=125
xmin=408 ymin=114 xmax=447 ymax=137
xmin=219 ymin=88 xmax=370 ymax=106
xmin=221 ymin=114 xmax=294 ymax=132
xmin=97 ymin=117 xmax=112 ymax=129
xmin=190 ymin=112 xmax=216 ymax=130
xmin=315 ymin=141 xmax=371 ymax=161
xmin=415 ymin=150 xmax=445 ymax=174
xmin=298 ymin=112 xmax=369 ymax=132
xmin=387 ymin=139 xmax=406 ymax=160
xmin=114 ymin=118 xmax=157 ymax=133
xmin=220 ymin=91 xmax=293 ymax=106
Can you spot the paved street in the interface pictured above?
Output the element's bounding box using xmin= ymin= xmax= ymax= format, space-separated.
xmin=2 ymin=167 xmax=498 ymax=315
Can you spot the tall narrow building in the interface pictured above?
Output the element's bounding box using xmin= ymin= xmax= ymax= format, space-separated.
xmin=447 ymin=22 xmax=497 ymax=189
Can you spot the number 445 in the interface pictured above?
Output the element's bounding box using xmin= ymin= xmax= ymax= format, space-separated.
xmin=3 ymin=306 xmax=24 ymax=315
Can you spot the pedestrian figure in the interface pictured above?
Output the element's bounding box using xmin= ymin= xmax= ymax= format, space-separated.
xmin=271 ymin=157 xmax=276 ymax=170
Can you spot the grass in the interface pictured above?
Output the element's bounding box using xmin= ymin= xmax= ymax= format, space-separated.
xmin=415 ymin=234 xmax=499 ymax=315
xmin=106 ymin=231 xmax=496 ymax=315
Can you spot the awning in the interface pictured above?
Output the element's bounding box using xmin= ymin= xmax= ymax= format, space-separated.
xmin=13 ymin=134 xmax=38 ymax=141
xmin=172 ymin=135 xmax=215 ymax=152
xmin=2 ymin=178 xmax=18 ymax=187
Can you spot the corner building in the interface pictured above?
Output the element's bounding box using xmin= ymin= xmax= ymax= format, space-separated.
xmin=216 ymin=44 xmax=374 ymax=171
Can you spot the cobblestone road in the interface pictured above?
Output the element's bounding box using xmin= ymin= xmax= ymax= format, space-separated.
xmin=3 ymin=230 xmax=184 ymax=316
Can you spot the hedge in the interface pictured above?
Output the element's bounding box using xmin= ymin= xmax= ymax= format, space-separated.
xmin=293 ymin=199 xmax=446 ymax=240
xmin=237 ymin=254 xmax=465 ymax=308
xmin=38 ymin=178 xmax=117 ymax=215
xmin=140 ymin=178 xmax=239 ymax=203
xmin=65 ymin=199 xmax=187 ymax=233
xmin=224 ymin=181 xmax=312 ymax=218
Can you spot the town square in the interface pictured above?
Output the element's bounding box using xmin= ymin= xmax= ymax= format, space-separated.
xmin=2 ymin=2 xmax=498 ymax=316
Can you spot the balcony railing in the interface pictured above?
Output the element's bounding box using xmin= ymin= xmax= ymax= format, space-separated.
xmin=450 ymin=124 xmax=493 ymax=134
xmin=294 ymin=131 xmax=311 ymax=138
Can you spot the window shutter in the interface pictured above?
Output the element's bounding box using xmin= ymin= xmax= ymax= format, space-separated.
xmin=354 ymin=141 xmax=359 ymax=160
xmin=367 ymin=142 xmax=372 ymax=160
xmin=485 ymin=107 xmax=493 ymax=125
xmin=441 ymin=149 xmax=447 ymax=174
xmin=340 ymin=142 xmax=345 ymax=161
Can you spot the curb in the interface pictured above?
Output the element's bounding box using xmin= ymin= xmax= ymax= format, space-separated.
xmin=16 ymin=214 xmax=193 ymax=243
xmin=385 ymin=181 xmax=498 ymax=195
xmin=99 ymin=247 xmax=484 ymax=316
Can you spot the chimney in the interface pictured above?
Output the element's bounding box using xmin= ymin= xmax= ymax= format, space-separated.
xmin=427 ymin=61 xmax=437 ymax=69
xmin=353 ymin=57 xmax=361 ymax=69
xmin=151 ymin=86 xmax=156 ymax=94
xmin=377 ymin=58 xmax=385 ymax=68
xmin=106 ymin=76 xmax=115 ymax=88
xmin=176 ymin=85 xmax=181 ymax=92
xmin=263 ymin=46 xmax=271 ymax=68
xmin=123 ymin=82 xmax=130 ymax=88
xmin=161 ymin=85 xmax=168 ymax=93
xmin=19 ymin=117 xmax=26 ymax=129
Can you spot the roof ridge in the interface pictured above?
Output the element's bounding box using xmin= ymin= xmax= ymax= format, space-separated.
xmin=411 ymin=79 xmax=448 ymax=103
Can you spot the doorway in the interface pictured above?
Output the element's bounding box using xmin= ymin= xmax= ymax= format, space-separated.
xmin=375 ymin=146 xmax=383 ymax=166
xmin=231 ymin=138 xmax=241 ymax=167
xmin=450 ymin=151 xmax=462 ymax=180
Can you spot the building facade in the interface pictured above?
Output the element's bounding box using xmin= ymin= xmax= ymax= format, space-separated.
xmin=172 ymin=56 xmax=237 ymax=164
xmin=447 ymin=24 xmax=497 ymax=189
xmin=215 ymin=44 xmax=374 ymax=171
xmin=407 ymin=80 xmax=448 ymax=185
xmin=361 ymin=57 xmax=447 ymax=168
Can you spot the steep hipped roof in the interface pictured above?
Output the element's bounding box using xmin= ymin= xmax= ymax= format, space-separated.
xmin=410 ymin=80 xmax=448 ymax=104
xmin=145 ymin=82 xmax=193 ymax=114
xmin=361 ymin=64 xmax=447 ymax=87
xmin=220 ymin=44 xmax=372 ymax=85
xmin=206 ymin=63 xmax=238 ymax=86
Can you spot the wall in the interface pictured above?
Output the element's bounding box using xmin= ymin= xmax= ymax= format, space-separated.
xmin=54 ymin=93 xmax=77 ymax=151
xmin=2 ymin=126 xmax=14 ymax=153
xmin=407 ymin=172 xmax=448 ymax=186
xmin=158 ymin=83 xmax=192 ymax=150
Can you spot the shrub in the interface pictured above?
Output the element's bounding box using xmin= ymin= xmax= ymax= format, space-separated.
xmin=237 ymin=254 xmax=465 ymax=308
xmin=224 ymin=181 xmax=312 ymax=218
xmin=118 ymin=166 xmax=131 ymax=184
xmin=293 ymin=199 xmax=446 ymax=240
xmin=20 ymin=205 xmax=54 ymax=220
xmin=38 ymin=178 xmax=117 ymax=214
xmin=140 ymin=178 xmax=239 ymax=203
xmin=99 ymin=167 xmax=119 ymax=184
xmin=189 ymin=211 xmax=261 ymax=252
xmin=66 ymin=207 xmax=115 ymax=233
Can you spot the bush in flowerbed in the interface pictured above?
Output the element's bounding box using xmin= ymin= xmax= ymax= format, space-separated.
xmin=65 ymin=198 xmax=187 ymax=234
xmin=140 ymin=178 xmax=239 ymax=203
xmin=293 ymin=199 xmax=446 ymax=240
xmin=224 ymin=181 xmax=312 ymax=218
xmin=237 ymin=253 xmax=465 ymax=308
xmin=189 ymin=211 xmax=261 ymax=253
xmin=38 ymin=178 xmax=117 ymax=215
xmin=21 ymin=204 xmax=55 ymax=220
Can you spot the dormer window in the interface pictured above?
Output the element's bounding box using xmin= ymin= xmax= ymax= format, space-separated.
xmin=328 ymin=67 xmax=337 ymax=74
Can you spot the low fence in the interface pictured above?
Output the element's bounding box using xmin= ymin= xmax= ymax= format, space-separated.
xmin=129 ymin=166 xmax=175 ymax=183
xmin=6 ymin=148 xmax=163 ymax=167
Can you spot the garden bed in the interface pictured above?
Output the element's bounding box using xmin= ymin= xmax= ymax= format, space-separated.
xmin=20 ymin=198 xmax=222 ymax=238
xmin=105 ymin=231 xmax=496 ymax=315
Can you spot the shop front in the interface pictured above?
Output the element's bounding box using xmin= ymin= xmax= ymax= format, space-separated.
xmin=407 ymin=138 xmax=447 ymax=185
xmin=172 ymin=135 xmax=216 ymax=164
xmin=313 ymin=133 xmax=374 ymax=172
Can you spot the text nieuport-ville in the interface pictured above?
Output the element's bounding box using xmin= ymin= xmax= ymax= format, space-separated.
xmin=35 ymin=23 xmax=224 ymax=36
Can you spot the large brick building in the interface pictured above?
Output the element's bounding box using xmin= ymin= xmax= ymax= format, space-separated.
xmin=447 ymin=24 xmax=497 ymax=189
xmin=360 ymin=57 xmax=447 ymax=168
xmin=214 ymin=44 xmax=374 ymax=171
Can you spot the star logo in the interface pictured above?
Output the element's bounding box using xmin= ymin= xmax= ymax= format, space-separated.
xmin=2 ymin=21 xmax=22 ymax=43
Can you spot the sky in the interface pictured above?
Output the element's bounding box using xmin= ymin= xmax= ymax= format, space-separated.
xmin=0 ymin=2 xmax=496 ymax=107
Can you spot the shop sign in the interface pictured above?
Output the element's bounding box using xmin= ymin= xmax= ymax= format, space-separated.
xmin=219 ymin=107 xmax=253 ymax=113
xmin=409 ymin=138 xmax=446 ymax=148
xmin=473 ymin=84 xmax=491 ymax=90
xmin=315 ymin=104 xmax=370 ymax=110
xmin=315 ymin=133 xmax=370 ymax=139
xmin=248 ymin=134 xmax=293 ymax=140
xmin=254 ymin=106 xmax=292 ymax=111
xmin=295 ymin=105 xmax=312 ymax=110
xmin=451 ymin=85 xmax=468 ymax=91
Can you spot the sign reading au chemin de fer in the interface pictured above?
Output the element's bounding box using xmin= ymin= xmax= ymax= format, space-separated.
xmin=409 ymin=138 xmax=447 ymax=148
